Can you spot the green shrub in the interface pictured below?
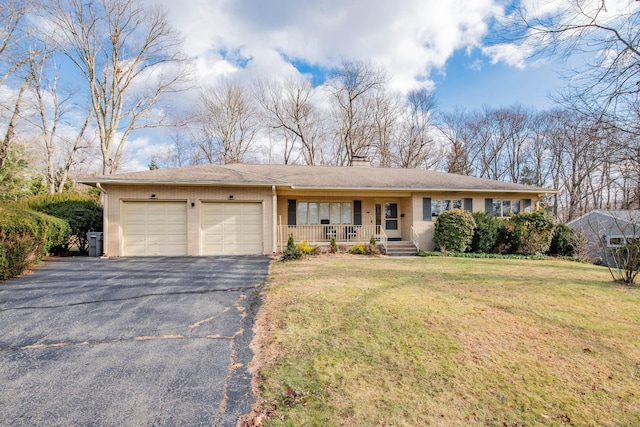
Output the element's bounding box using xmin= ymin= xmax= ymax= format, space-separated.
xmin=471 ymin=212 xmax=502 ymax=253
xmin=509 ymin=209 xmax=555 ymax=255
xmin=18 ymin=193 xmax=102 ymax=253
xmin=433 ymin=209 xmax=476 ymax=253
xmin=416 ymin=250 xmax=546 ymax=260
xmin=548 ymin=224 xmax=578 ymax=257
xmin=297 ymin=240 xmax=320 ymax=255
xmin=281 ymin=235 xmax=302 ymax=261
xmin=348 ymin=243 xmax=379 ymax=255
xmin=329 ymin=237 xmax=338 ymax=254
xmin=0 ymin=207 xmax=69 ymax=280
xmin=349 ymin=243 xmax=367 ymax=255
xmin=495 ymin=221 xmax=518 ymax=254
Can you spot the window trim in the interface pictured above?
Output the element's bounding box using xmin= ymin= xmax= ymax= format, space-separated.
xmin=607 ymin=235 xmax=640 ymax=248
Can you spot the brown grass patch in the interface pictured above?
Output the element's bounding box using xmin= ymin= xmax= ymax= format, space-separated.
xmin=242 ymin=256 xmax=640 ymax=426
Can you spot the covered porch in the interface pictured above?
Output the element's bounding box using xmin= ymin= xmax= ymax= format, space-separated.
xmin=274 ymin=194 xmax=421 ymax=253
xmin=277 ymin=224 xmax=387 ymax=251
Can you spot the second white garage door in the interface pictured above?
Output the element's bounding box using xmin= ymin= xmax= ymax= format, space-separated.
xmin=201 ymin=202 xmax=263 ymax=255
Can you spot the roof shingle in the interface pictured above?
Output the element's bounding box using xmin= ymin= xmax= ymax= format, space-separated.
xmin=79 ymin=163 xmax=553 ymax=193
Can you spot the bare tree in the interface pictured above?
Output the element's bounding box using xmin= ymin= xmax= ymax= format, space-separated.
xmin=0 ymin=0 xmax=30 ymax=86
xmin=438 ymin=108 xmax=473 ymax=175
xmin=43 ymin=0 xmax=190 ymax=174
xmin=519 ymin=110 xmax=556 ymax=187
xmin=511 ymin=1 xmax=640 ymax=135
xmin=466 ymin=108 xmax=505 ymax=180
xmin=326 ymin=60 xmax=387 ymax=165
xmin=547 ymin=111 xmax=606 ymax=221
xmin=196 ymin=80 xmax=259 ymax=164
xmin=370 ymin=89 xmax=399 ymax=167
xmin=396 ymin=89 xmax=442 ymax=169
xmin=0 ymin=1 xmax=33 ymax=172
xmin=0 ymin=76 xmax=30 ymax=172
xmin=152 ymin=131 xmax=206 ymax=169
xmin=254 ymin=76 xmax=324 ymax=165
xmin=27 ymin=46 xmax=93 ymax=193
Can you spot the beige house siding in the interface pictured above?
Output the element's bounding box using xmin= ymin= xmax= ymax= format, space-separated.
xmin=100 ymin=182 xmax=542 ymax=256
xmin=101 ymin=184 xmax=274 ymax=257
xmin=410 ymin=191 xmax=541 ymax=251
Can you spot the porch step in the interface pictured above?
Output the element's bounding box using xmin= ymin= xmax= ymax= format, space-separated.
xmin=384 ymin=241 xmax=417 ymax=257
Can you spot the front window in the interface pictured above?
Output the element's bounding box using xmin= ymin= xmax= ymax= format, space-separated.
xmin=431 ymin=199 xmax=462 ymax=217
xmin=493 ymin=200 xmax=521 ymax=217
xmin=297 ymin=202 xmax=309 ymax=225
xmin=299 ymin=201 xmax=352 ymax=225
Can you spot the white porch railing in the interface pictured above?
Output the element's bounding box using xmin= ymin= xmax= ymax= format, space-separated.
xmin=279 ymin=225 xmax=382 ymax=251
xmin=410 ymin=226 xmax=420 ymax=251
xmin=377 ymin=227 xmax=388 ymax=254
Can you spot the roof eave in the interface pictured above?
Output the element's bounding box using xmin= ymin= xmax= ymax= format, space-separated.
xmin=278 ymin=185 xmax=557 ymax=193
xmin=77 ymin=179 xmax=556 ymax=194
xmin=77 ymin=179 xmax=285 ymax=187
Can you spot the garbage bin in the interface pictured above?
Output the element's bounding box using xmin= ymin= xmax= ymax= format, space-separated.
xmin=87 ymin=232 xmax=103 ymax=257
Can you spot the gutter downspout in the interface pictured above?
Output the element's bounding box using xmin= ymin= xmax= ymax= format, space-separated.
xmin=272 ymin=185 xmax=277 ymax=253
xmin=96 ymin=183 xmax=107 ymax=257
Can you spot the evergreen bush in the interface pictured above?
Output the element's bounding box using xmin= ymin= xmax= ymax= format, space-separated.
xmin=0 ymin=207 xmax=69 ymax=280
xmin=509 ymin=209 xmax=555 ymax=255
xmin=329 ymin=237 xmax=338 ymax=253
xmin=471 ymin=212 xmax=502 ymax=253
xmin=433 ymin=209 xmax=476 ymax=253
xmin=281 ymin=235 xmax=302 ymax=261
xmin=548 ymin=224 xmax=578 ymax=257
xmin=19 ymin=193 xmax=102 ymax=253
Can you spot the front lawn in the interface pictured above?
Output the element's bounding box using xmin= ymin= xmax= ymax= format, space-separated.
xmin=249 ymin=257 xmax=640 ymax=426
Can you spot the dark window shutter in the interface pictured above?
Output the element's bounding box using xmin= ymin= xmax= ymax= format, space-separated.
xmin=353 ymin=200 xmax=362 ymax=225
xmin=288 ymin=199 xmax=296 ymax=225
xmin=464 ymin=198 xmax=473 ymax=212
xmin=485 ymin=198 xmax=493 ymax=216
xmin=523 ymin=199 xmax=532 ymax=212
xmin=423 ymin=197 xmax=432 ymax=221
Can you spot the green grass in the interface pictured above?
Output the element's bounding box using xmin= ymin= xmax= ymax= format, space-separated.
xmin=253 ymin=256 xmax=640 ymax=426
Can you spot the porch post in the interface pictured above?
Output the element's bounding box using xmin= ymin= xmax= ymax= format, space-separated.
xmin=272 ymin=185 xmax=278 ymax=253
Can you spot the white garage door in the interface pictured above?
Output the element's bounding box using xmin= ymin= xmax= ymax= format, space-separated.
xmin=124 ymin=201 xmax=188 ymax=256
xmin=202 ymin=202 xmax=263 ymax=255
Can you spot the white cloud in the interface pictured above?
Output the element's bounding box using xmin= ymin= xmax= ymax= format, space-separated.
xmin=482 ymin=43 xmax=530 ymax=69
xmin=149 ymin=0 xmax=505 ymax=92
xmin=120 ymin=136 xmax=174 ymax=172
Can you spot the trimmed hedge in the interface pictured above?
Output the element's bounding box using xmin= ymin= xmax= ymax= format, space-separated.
xmin=417 ymin=250 xmax=546 ymax=260
xmin=432 ymin=209 xmax=557 ymax=257
xmin=17 ymin=193 xmax=102 ymax=253
xmin=0 ymin=207 xmax=69 ymax=280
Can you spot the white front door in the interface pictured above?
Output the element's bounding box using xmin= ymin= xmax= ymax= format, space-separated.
xmin=376 ymin=202 xmax=401 ymax=240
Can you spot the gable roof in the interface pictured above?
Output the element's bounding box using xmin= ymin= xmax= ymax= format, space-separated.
xmin=78 ymin=163 xmax=554 ymax=193
xmin=567 ymin=210 xmax=640 ymax=227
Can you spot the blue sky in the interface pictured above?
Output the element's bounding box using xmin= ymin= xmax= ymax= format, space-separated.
xmin=148 ymin=0 xmax=574 ymax=111
xmin=432 ymin=48 xmax=564 ymax=112
xmin=120 ymin=0 xmax=638 ymax=169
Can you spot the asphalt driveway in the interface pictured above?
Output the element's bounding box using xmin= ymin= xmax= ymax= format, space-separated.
xmin=0 ymin=256 xmax=271 ymax=427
